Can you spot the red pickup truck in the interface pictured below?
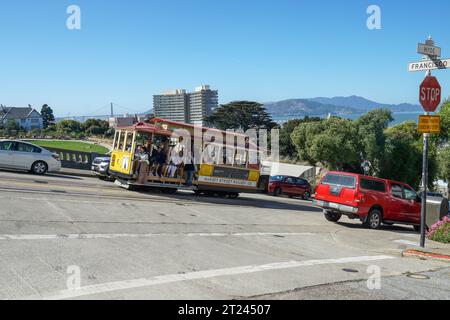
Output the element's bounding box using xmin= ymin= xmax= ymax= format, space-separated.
xmin=313 ymin=171 xmax=422 ymax=231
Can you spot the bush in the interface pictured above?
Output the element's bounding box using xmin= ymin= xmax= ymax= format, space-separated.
xmin=427 ymin=216 xmax=450 ymax=243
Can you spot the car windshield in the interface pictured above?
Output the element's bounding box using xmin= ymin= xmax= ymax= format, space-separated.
xmin=270 ymin=176 xmax=285 ymax=182
xmin=322 ymin=174 xmax=356 ymax=189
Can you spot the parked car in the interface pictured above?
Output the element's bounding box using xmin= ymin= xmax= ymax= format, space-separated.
xmin=419 ymin=191 xmax=444 ymax=198
xmin=0 ymin=140 xmax=61 ymax=175
xmin=268 ymin=175 xmax=312 ymax=200
xmin=313 ymin=171 xmax=422 ymax=231
xmin=91 ymin=156 xmax=112 ymax=180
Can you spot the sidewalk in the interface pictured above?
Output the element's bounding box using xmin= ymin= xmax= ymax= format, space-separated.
xmin=403 ymin=240 xmax=450 ymax=262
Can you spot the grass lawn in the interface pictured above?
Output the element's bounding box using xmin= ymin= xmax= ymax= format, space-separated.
xmin=29 ymin=140 xmax=110 ymax=154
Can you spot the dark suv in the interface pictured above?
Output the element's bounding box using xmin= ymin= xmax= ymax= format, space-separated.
xmin=268 ymin=175 xmax=312 ymax=200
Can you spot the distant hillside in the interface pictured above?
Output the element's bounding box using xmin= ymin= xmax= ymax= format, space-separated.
xmin=264 ymin=99 xmax=358 ymax=117
xmin=308 ymin=96 xmax=423 ymax=112
xmin=264 ymin=95 xmax=423 ymax=118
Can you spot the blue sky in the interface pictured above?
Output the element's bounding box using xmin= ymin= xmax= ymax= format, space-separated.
xmin=1 ymin=0 xmax=450 ymax=116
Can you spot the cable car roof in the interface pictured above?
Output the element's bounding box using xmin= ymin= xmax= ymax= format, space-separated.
xmin=115 ymin=122 xmax=173 ymax=136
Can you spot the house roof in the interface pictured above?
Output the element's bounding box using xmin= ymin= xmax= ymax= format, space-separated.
xmin=0 ymin=107 xmax=42 ymax=120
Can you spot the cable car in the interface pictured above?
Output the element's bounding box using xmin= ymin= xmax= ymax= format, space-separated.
xmin=109 ymin=118 xmax=271 ymax=198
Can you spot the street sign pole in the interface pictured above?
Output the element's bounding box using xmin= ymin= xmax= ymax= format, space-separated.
xmin=420 ymin=64 xmax=435 ymax=248
xmin=420 ymin=109 xmax=429 ymax=248
xmin=412 ymin=36 xmax=446 ymax=248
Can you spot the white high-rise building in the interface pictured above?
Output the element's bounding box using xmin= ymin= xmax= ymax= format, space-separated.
xmin=153 ymin=86 xmax=218 ymax=125
xmin=189 ymin=85 xmax=218 ymax=126
xmin=153 ymin=89 xmax=189 ymax=123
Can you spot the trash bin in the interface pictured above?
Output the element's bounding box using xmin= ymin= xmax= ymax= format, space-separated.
xmin=426 ymin=197 xmax=449 ymax=227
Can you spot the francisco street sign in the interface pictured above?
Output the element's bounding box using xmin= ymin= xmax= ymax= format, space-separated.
xmin=418 ymin=115 xmax=441 ymax=134
xmin=408 ymin=58 xmax=450 ymax=72
xmin=419 ymin=76 xmax=441 ymax=112
xmin=417 ymin=43 xmax=441 ymax=57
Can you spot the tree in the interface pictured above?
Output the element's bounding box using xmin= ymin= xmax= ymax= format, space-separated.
xmin=438 ymin=147 xmax=450 ymax=186
xmin=204 ymin=101 xmax=276 ymax=131
xmin=279 ymin=117 xmax=321 ymax=160
xmin=82 ymin=119 xmax=109 ymax=136
xmin=291 ymin=117 xmax=360 ymax=171
xmin=41 ymin=104 xmax=55 ymax=129
xmin=56 ymin=120 xmax=82 ymax=135
xmin=356 ymin=109 xmax=393 ymax=175
xmin=437 ymin=99 xmax=450 ymax=143
xmin=382 ymin=121 xmax=438 ymax=190
xmin=4 ymin=119 xmax=21 ymax=136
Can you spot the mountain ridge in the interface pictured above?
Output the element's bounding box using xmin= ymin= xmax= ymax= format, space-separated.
xmin=264 ymin=95 xmax=422 ymax=117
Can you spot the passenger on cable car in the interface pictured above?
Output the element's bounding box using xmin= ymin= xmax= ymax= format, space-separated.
xmin=153 ymin=143 xmax=167 ymax=177
xmin=184 ymin=151 xmax=196 ymax=187
xmin=134 ymin=145 xmax=150 ymax=176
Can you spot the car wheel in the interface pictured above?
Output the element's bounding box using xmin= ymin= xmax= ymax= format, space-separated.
xmin=365 ymin=209 xmax=382 ymax=229
xmin=302 ymin=191 xmax=311 ymax=200
xmin=31 ymin=161 xmax=48 ymax=175
xmin=273 ymin=187 xmax=282 ymax=197
xmin=324 ymin=210 xmax=342 ymax=222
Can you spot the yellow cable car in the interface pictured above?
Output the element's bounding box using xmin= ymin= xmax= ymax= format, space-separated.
xmin=109 ymin=118 xmax=270 ymax=198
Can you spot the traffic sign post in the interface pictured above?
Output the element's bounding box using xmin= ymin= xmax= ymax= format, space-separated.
xmin=409 ymin=36 xmax=446 ymax=248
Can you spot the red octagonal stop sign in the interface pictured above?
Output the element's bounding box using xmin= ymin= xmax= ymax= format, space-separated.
xmin=420 ymin=76 xmax=441 ymax=112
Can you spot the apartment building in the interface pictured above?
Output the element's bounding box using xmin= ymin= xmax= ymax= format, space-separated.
xmin=153 ymin=86 xmax=218 ymax=125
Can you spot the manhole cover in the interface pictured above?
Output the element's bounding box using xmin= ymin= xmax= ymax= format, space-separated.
xmin=406 ymin=273 xmax=430 ymax=280
xmin=342 ymin=268 xmax=359 ymax=273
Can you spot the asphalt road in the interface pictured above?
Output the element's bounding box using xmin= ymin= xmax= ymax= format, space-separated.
xmin=0 ymin=170 xmax=448 ymax=300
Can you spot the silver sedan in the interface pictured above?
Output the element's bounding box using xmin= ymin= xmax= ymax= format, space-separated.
xmin=0 ymin=140 xmax=61 ymax=175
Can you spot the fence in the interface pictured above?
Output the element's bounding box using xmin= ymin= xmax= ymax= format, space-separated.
xmin=45 ymin=147 xmax=106 ymax=171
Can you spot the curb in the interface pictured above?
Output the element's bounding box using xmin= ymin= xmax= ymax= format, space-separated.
xmin=402 ymin=249 xmax=450 ymax=262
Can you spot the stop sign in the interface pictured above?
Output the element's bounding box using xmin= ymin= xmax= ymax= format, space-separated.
xmin=419 ymin=76 xmax=441 ymax=112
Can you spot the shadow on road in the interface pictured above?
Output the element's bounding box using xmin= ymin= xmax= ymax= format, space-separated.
xmin=133 ymin=188 xmax=323 ymax=213
xmin=337 ymin=221 xmax=418 ymax=235
xmin=0 ymin=169 xmax=83 ymax=180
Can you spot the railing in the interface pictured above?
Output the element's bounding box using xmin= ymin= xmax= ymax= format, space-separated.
xmin=45 ymin=147 xmax=106 ymax=171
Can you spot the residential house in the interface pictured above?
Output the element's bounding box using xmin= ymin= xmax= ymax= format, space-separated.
xmin=0 ymin=106 xmax=44 ymax=131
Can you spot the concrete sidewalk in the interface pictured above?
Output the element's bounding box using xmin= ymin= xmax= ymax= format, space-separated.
xmin=403 ymin=240 xmax=450 ymax=262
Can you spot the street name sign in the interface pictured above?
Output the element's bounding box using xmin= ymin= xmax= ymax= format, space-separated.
xmin=418 ymin=115 xmax=441 ymax=134
xmin=417 ymin=43 xmax=441 ymax=57
xmin=408 ymin=58 xmax=450 ymax=72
